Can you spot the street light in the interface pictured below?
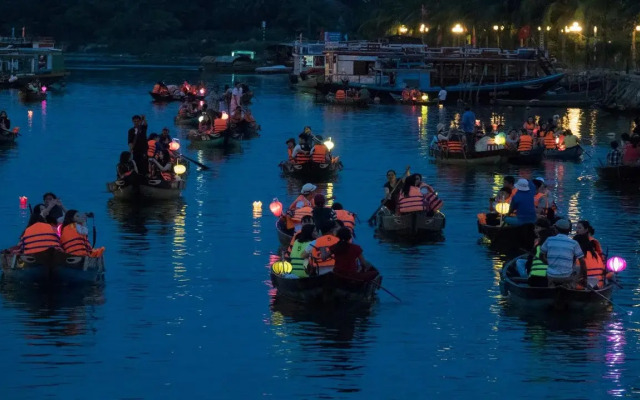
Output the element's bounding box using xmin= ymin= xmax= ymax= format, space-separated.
xmin=568 ymin=21 xmax=582 ymax=33
xmin=419 ymin=24 xmax=429 ymax=33
xmin=399 ymin=25 xmax=408 ymax=35
xmin=452 ymin=23 xmax=464 ymax=46
xmin=492 ymin=25 xmax=501 ymax=47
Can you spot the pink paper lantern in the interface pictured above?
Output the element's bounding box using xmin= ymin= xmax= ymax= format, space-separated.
xmin=607 ymin=256 xmax=627 ymax=273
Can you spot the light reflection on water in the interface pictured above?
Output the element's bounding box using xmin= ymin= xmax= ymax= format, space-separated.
xmin=0 ymin=68 xmax=638 ymax=398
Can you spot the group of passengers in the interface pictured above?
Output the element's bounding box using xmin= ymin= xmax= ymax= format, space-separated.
xmin=381 ymin=167 xmax=444 ymax=216
xmin=605 ymin=126 xmax=640 ymax=166
xmin=282 ymin=127 xmax=333 ymax=165
xmin=4 ymin=192 xmax=105 ymax=257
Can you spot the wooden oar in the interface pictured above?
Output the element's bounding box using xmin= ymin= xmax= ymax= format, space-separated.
xmin=367 ymin=178 xmax=405 ymax=226
xmin=178 ymin=153 xmax=210 ymax=170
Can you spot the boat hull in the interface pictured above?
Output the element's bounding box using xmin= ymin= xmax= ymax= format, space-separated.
xmin=276 ymin=220 xmax=293 ymax=247
xmin=432 ymin=149 xmax=506 ymax=165
xmin=107 ymin=179 xmax=185 ymax=201
xmin=187 ymin=131 xmax=243 ymax=149
xmin=1 ymin=248 xmax=105 ymax=286
xmin=500 ymin=257 xmax=613 ymax=311
xmin=544 ymin=146 xmax=583 ymax=161
xmin=375 ymin=211 xmax=445 ymax=239
xmin=596 ymin=165 xmax=640 ymax=183
xmin=505 ymin=147 xmax=544 ymax=165
xmin=280 ymin=160 xmax=342 ymax=181
xmin=0 ymin=130 xmax=17 ymax=143
xmin=478 ymin=222 xmax=536 ymax=253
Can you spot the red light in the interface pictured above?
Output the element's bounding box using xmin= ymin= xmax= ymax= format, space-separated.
xmin=269 ymin=198 xmax=283 ymax=217
xmin=41 ymin=86 xmax=47 ymax=93
xmin=169 ymin=140 xmax=180 ymax=151
xmin=19 ymin=196 xmax=27 ymax=209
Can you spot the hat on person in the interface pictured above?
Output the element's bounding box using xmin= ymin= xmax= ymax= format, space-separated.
xmin=514 ymin=178 xmax=530 ymax=191
xmin=554 ymin=219 xmax=571 ymax=231
xmin=301 ymin=183 xmax=317 ymax=194
xmin=533 ymin=177 xmax=545 ymax=184
xmin=437 ymin=123 xmax=445 ymax=133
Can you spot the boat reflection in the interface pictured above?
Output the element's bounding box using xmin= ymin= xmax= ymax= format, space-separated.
xmin=107 ymin=198 xmax=187 ymax=235
xmin=0 ymin=278 xmax=105 ymax=342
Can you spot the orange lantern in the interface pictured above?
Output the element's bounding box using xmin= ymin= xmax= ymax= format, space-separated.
xmin=269 ymin=198 xmax=283 ymax=217
xmin=169 ymin=140 xmax=180 ymax=151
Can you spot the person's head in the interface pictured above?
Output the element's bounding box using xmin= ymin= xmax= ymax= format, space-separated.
xmin=161 ymin=127 xmax=170 ymax=136
xmin=301 ymin=183 xmax=316 ymax=196
xmin=336 ymin=227 xmax=352 ymax=243
xmin=300 ymin=215 xmax=314 ymax=226
xmin=553 ymin=114 xmax=560 ymax=122
xmin=27 ymin=204 xmax=47 ymax=226
xmin=148 ymin=133 xmax=159 ymax=141
xmin=554 ymin=219 xmax=572 ymax=234
xmin=286 ymin=138 xmax=295 ymax=148
xmin=297 ymin=223 xmax=317 ymax=242
xmin=535 ymin=218 xmax=554 ymax=245
xmin=314 ymin=194 xmax=326 ymax=208
xmin=42 ymin=192 xmax=57 ymax=205
xmin=386 ymin=169 xmax=397 ymax=182
xmin=0 ymin=111 xmax=6 ymax=118
xmin=565 ymin=129 xmax=573 ymax=136
xmin=132 ymin=115 xmax=141 ymax=126
xmin=298 ymin=133 xmax=308 ymax=144
xmin=574 ymin=233 xmax=597 ymax=258
xmin=540 ymin=122 xmax=548 ymax=130
xmin=119 ymin=151 xmax=132 ymax=164
xmin=575 ymin=220 xmax=595 ymax=236
xmin=497 ymin=186 xmax=512 ymax=200
xmin=331 ymin=202 xmax=343 ymax=210
xmin=527 ymin=116 xmax=534 ymax=123
xmin=514 ymin=178 xmax=530 ymax=192
xmin=621 ymin=133 xmax=631 ymax=142
xmin=520 ymin=128 xmax=529 ymax=136
xmin=509 ymin=129 xmax=517 ymax=137
xmin=320 ymin=221 xmax=337 ymax=236
xmin=503 ymin=176 xmax=515 ymax=189
xmin=157 ymin=149 xmax=170 ymax=162
xmin=62 ymin=209 xmax=87 ymax=227
xmin=402 ymin=174 xmax=419 ymax=196
xmin=611 ymin=140 xmax=619 ymax=150
xmin=532 ymin=177 xmax=545 ymax=191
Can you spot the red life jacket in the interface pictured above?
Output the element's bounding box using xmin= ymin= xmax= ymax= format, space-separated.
xmin=294 ymin=150 xmax=311 ymax=164
xmin=447 ymin=140 xmax=464 ymax=153
xmin=147 ymin=140 xmax=157 ymax=157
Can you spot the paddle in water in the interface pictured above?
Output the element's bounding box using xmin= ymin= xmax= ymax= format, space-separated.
xmin=178 ymin=153 xmax=210 ymax=170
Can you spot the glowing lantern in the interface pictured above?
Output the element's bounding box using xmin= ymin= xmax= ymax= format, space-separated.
xmin=41 ymin=86 xmax=47 ymax=93
xmin=492 ymin=124 xmax=498 ymax=131
xmin=253 ymin=201 xmax=262 ymax=210
xmin=269 ymin=198 xmax=283 ymax=217
xmin=494 ymin=136 xmax=506 ymax=146
xmin=417 ymin=117 xmax=422 ymax=124
xmin=221 ymin=112 xmax=229 ymax=120
xmin=421 ymin=93 xmax=428 ymax=101
xmin=173 ymin=163 xmax=186 ymax=175
xmin=475 ymin=119 xmax=481 ymax=127
xmin=19 ymin=196 xmax=27 ymax=209
xmin=555 ymin=137 xmax=559 ymax=144
xmin=323 ymin=137 xmax=335 ymax=151
xmin=199 ymin=101 xmax=204 ymax=107
xmin=169 ymin=140 xmax=180 ymax=151
xmin=27 ymin=110 xmax=33 ymax=118
xmin=198 ymin=115 xmax=204 ymax=122
xmin=271 ymin=260 xmax=293 ymax=275
xmin=495 ymin=202 xmax=510 ymax=215
xmin=56 ymin=224 xmax=62 ymax=236
xmin=199 ymin=88 xmax=205 ymax=95
xmin=607 ymin=256 xmax=627 ymax=273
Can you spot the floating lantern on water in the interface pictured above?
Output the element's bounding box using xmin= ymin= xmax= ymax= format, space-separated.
xmin=495 ymin=202 xmax=510 ymax=215
xmin=607 ymin=256 xmax=627 ymax=273
xmin=173 ymin=163 xmax=186 ymax=175
xmin=19 ymin=196 xmax=27 ymax=209
xmin=198 ymin=115 xmax=204 ymax=122
xmin=417 ymin=117 xmax=422 ymax=125
xmin=323 ymin=137 xmax=335 ymax=151
xmin=269 ymin=198 xmax=283 ymax=217
xmin=41 ymin=86 xmax=47 ymax=93
xmin=555 ymin=137 xmax=560 ymax=144
xmin=271 ymin=260 xmax=292 ymax=275
xmin=253 ymin=201 xmax=262 ymax=211
xmin=28 ymin=110 xmax=33 ymax=118
xmin=169 ymin=139 xmax=180 ymax=151
xmin=221 ymin=112 xmax=229 ymax=120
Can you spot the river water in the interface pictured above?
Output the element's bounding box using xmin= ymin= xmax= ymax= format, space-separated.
xmin=0 ymin=66 xmax=639 ymax=399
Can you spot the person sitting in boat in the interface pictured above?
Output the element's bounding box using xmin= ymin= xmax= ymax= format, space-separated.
xmin=540 ymin=219 xmax=587 ymax=288
xmin=18 ymin=204 xmax=61 ymax=254
xmin=503 ymin=179 xmax=537 ymax=226
xmin=606 ymin=141 xmax=622 ymax=166
xmin=158 ymin=127 xmax=173 ymax=152
xmin=477 ymin=186 xmax=512 ymax=226
xmin=291 ymin=133 xmax=312 ymax=164
xmin=523 ymin=116 xmax=537 ymax=134
xmin=284 ymin=224 xmax=318 ymax=278
xmin=310 ymin=135 xmax=331 ymax=164
xmin=573 ymin=233 xmax=606 ymax=290
xmin=502 ymin=176 xmax=516 ymax=201
xmin=42 ymin=192 xmax=67 ymax=225
xmin=401 ymin=87 xmax=411 ymax=102
xmin=302 ymin=222 xmax=340 ymax=273
xmin=397 ymin=174 xmax=438 ymax=215
xmin=152 ymin=81 xmax=168 ymax=95
xmin=505 ymin=129 xmax=519 ymax=150
xmin=0 ymin=110 xmax=10 ymax=131
xmin=198 ymin=114 xmax=213 ymax=134
xmin=522 ymin=219 xmax=555 ymax=287
xmin=383 ymin=166 xmax=411 ymax=202
xmin=562 ymin=129 xmax=579 ymax=150
xmin=285 ymin=138 xmax=296 ymax=162
xmin=148 ymin=150 xmax=174 ymax=181
xmin=439 ymin=128 xmax=465 ymax=155
xmin=622 ymin=135 xmax=640 ymax=165
xmin=289 ymin=183 xmax=316 ymax=211
xmin=329 ymin=227 xmax=379 ymax=281
xmin=147 ymin=133 xmax=160 ymax=158
xmin=311 ymin=194 xmax=337 ymax=234
xmin=540 ymin=125 xmax=557 ymax=150
xmin=531 ymin=177 xmax=556 ymax=221
xmin=60 ymin=210 xmax=105 ymax=257
xmin=332 ymin=203 xmax=356 ymax=233
xmin=517 ymin=129 xmax=534 ymax=152
xmin=574 ymin=220 xmax=604 ymax=261
xmin=284 ymin=216 xmax=315 ymax=259
xmin=178 ymin=99 xmax=193 ymax=116
xmin=117 ymin=151 xmax=139 ymax=183
xmin=550 ymin=114 xmax=561 ymax=131
xmin=243 ymin=108 xmax=259 ymax=130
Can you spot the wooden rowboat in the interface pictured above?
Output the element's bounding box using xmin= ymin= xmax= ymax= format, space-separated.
xmin=596 ymin=165 xmax=640 ymax=183
xmin=174 ymin=114 xmax=200 ymax=127
xmin=432 ymin=148 xmax=507 ymax=165
xmin=276 ymin=220 xmax=293 ymax=247
xmin=280 ymin=160 xmax=343 ymax=181
xmin=0 ymin=128 xmax=18 ymax=144
xmin=187 ymin=130 xmax=243 ymax=149
xmin=0 ymin=248 xmax=105 ymax=286
xmin=505 ymin=147 xmax=544 ymax=165
xmin=375 ymin=210 xmax=445 ymax=239
xmin=478 ymin=221 xmax=536 ymax=254
xmin=544 ymin=146 xmax=583 ymax=161
xmin=106 ymin=178 xmax=186 ymax=201
xmin=270 ymin=266 xmax=381 ymax=306
xmin=500 ymin=256 xmax=613 ymax=311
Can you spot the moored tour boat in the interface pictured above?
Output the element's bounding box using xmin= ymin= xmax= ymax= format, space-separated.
xmin=280 ymin=159 xmax=343 ymax=181
xmin=255 ymin=65 xmax=292 ymax=74
xmin=544 ymin=146 xmax=583 ymax=161
xmin=375 ymin=209 xmax=445 ymax=239
xmin=500 ymin=256 xmax=614 ymax=311
xmin=0 ymin=247 xmax=105 ymax=285
xmin=150 ymin=91 xmax=184 ymax=102
xmin=389 ymin=92 xmax=437 ymax=106
xmin=596 ymin=165 xmax=640 ymax=183
xmin=325 ymin=93 xmax=369 ymax=107
xmin=270 ymin=265 xmax=382 ymax=306
xmin=107 ymin=178 xmax=186 ymax=201
xmin=19 ymin=88 xmax=47 ymax=102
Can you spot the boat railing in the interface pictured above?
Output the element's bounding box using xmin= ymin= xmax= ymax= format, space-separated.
xmin=326 ymin=73 xmax=389 ymax=86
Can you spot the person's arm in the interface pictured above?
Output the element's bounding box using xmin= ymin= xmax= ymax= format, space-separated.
xmin=539 ymin=240 xmax=548 ymax=264
xmin=577 ymin=257 xmax=587 ymax=282
xmin=301 ymin=241 xmax=315 ymax=259
xmin=404 ymin=165 xmax=411 ymax=177
xmin=128 ymin=130 xmax=135 ymax=151
xmin=291 ymin=145 xmax=301 ymax=158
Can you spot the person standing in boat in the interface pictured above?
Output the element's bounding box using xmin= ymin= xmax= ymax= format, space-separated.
xmin=329 ymin=227 xmax=379 ymax=281
xmin=288 ymin=184 xmax=317 ymax=211
xmin=42 ymin=192 xmax=67 ymax=225
xmin=158 ymin=127 xmax=173 ymax=152
xmin=230 ymin=81 xmax=243 ymax=112
xmin=606 ymin=141 xmax=622 ymax=166
xmin=128 ymin=115 xmax=148 ymax=173
xmin=148 ymin=150 xmax=175 ymax=181
xmin=503 ymin=179 xmax=536 ymax=226
xmin=461 ymin=106 xmax=476 ymax=154
xmin=540 ymin=219 xmax=587 ymax=288
xmin=0 ymin=110 xmax=10 ymax=131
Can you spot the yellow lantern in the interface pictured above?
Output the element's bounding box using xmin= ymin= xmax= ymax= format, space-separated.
xmin=271 ymin=260 xmax=293 ymax=275
xmin=221 ymin=112 xmax=229 ymax=120
xmin=323 ymin=137 xmax=335 ymax=151
xmin=494 ymin=136 xmax=506 ymax=145
xmin=421 ymin=93 xmax=428 ymax=101
xmin=173 ymin=163 xmax=186 ymax=175
xmin=198 ymin=115 xmax=204 ymax=122
xmin=495 ymin=202 xmax=510 ymax=215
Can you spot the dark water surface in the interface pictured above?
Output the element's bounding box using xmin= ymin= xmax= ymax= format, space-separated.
xmin=0 ymin=67 xmax=639 ymax=399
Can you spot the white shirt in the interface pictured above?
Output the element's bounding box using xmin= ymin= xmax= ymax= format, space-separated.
xmin=291 ymin=144 xmax=307 ymax=158
xmin=475 ymin=136 xmax=490 ymax=152
xmin=438 ymin=89 xmax=447 ymax=101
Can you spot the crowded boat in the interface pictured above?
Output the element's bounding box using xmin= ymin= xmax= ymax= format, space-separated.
xmin=280 ymin=127 xmax=342 ymax=180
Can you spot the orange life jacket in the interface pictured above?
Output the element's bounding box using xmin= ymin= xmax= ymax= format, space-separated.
xmin=446 ymin=139 xmax=464 ymax=153
xmin=398 ymin=186 xmax=426 ymax=214
xmin=20 ymin=222 xmax=61 ymax=254
xmin=335 ymin=90 xmax=346 ymax=100
xmin=335 ymin=209 xmax=355 ymax=231
xmin=288 ymin=195 xmax=312 ymax=211
xmin=309 ymin=234 xmax=338 ymax=268
xmin=533 ymin=192 xmax=545 ymax=208
xmin=214 ymin=118 xmax=228 ymax=133
xmin=152 ymin=84 xmax=161 ymax=93
xmin=147 ymin=140 xmax=157 ymax=157
xmin=583 ymin=252 xmax=605 ymax=288
xmin=60 ymin=224 xmax=92 ymax=256
xmin=518 ymin=135 xmax=533 ymax=151
xmin=524 ymin=122 xmax=536 ymax=132
xmin=294 ymin=150 xmax=311 ymax=164
xmin=287 ymin=148 xmax=293 ymax=160
xmin=291 ymin=206 xmax=313 ymax=222
xmin=543 ymin=132 xmax=556 ymax=149
xmin=311 ymin=144 xmax=328 ymax=163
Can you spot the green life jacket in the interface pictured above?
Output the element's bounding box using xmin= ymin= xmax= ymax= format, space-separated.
xmin=289 ymin=240 xmax=310 ymax=278
xmin=529 ymin=246 xmax=548 ymax=277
